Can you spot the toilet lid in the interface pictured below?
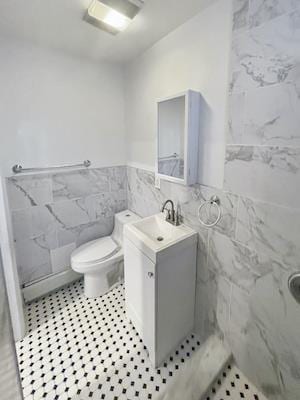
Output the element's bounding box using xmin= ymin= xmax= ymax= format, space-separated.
xmin=71 ymin=237 xmax=121 ymax=266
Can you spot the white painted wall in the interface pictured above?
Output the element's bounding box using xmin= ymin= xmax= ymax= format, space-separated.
xmin=124 ymin=0 xmax=232 ymax=188
xmin=0 ymin=37 xmax=126 ymax=176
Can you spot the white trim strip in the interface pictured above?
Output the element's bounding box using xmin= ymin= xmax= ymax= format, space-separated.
xmin=126 ymin=161 xmax=155 ymax=172
xmin=22 ymin=269 xmax=81 ymax=303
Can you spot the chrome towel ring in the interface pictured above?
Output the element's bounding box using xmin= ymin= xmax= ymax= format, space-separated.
xmin=198 ymin=195 xmax=222 ymax=227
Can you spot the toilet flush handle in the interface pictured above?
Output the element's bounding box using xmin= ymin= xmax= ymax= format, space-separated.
xmin=147 ymin=272 xmax=154 ymax=278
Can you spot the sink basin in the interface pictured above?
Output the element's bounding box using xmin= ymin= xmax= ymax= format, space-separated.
xmin=124 ymin=213 xmax=197 ymax=262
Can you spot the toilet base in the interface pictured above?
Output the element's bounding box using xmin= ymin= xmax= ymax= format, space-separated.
xmin=84 ymin=261 xmax=123 ymax=298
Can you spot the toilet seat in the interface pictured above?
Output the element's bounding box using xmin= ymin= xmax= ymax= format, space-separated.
xmin=71 ymin=236 xmax=123 ymax=274
xmin=71 ymin=237 xmax=121 ymax=266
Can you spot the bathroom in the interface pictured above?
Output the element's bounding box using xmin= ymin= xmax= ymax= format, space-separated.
xmin=0 ymin=0 xmax=299 ymax=399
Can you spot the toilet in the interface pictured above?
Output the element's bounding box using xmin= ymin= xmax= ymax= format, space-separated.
xmin=71 ymin=210 xmax=140 ymax=298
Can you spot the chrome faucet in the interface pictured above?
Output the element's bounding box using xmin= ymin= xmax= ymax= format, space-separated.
xmin=161 ymin=199 xmax=181 ymax=226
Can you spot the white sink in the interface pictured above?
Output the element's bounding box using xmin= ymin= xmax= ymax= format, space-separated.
xmin=124 ymin=213 xmax=197 ymax=262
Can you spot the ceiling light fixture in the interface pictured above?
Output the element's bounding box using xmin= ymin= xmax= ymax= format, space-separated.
xmin=85 ymin=0 xmax=142 ymax=35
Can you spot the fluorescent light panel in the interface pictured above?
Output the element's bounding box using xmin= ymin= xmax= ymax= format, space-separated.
xmin=85 ymin=0 xmax=140 ymax=34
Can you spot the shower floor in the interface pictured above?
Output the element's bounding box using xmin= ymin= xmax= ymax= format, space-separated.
xmin=206 ymin=362 xmax=268 ymax=400
xmin=16 ymin=280 xmax=202 ymax=400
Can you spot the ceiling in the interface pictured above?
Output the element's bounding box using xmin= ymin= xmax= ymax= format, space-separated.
xmin=0 ymin=0 xmax=214 ymax=64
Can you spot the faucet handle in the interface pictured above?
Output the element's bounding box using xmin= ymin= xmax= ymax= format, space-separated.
xmin=175 ymin=205 xmax=182 ymax=225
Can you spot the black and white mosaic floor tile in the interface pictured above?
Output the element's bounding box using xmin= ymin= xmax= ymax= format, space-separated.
xmin=16 ymin=280 xmax=201 ymax=400
xmin=206 ymin=363 xmax=268 ymax=400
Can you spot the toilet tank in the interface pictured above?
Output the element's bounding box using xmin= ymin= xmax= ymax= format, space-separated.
xmin=112 ymin=210 xmax=140 ymax=245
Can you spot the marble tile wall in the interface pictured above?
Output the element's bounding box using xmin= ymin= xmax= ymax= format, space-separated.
xmin=127 ymin=2 xmax=300 ymax=399
xmin=224 ymin=2 xmax=300 ymax=399
xmin=6 ymin=166 xmax=127 ymax=285
xmin=0 ymin=251 xmax=23 ymax=399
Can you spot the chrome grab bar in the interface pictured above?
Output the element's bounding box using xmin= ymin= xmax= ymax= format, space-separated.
xmin=12 ymin=160 xmax=91 ymax=174
xmin=158 ymin=153 xmax=179 ymax=161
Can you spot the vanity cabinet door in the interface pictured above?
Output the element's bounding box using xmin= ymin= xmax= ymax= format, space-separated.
xmin=143 ymin=260 xmax=156 ymax=365
xmin=124 ymin=238 xmax=156 ymax=362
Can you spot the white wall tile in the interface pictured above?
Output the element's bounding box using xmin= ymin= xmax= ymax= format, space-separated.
xmin=231 ymin=10 xmax=300 ymax=93
xmin=233 ymin=0 xmax=249 ymax=31
xmin=243 ymin=82 xmax=300 ymax=145
xmin=6 ymin=176 xmax=53 ymax=210
xmin=14 ymin=237 xmax=52 ymax=284
xmin=249 ymin=0 xmax=300 ymax=28
xmin=236 ymin=196 xmax=300 ymax=272
xmin=224 ymin=145 xmax=300 ymax=208
xmin=228 ymin=92 xmax=245 ymax=143
xmin=50 ymin=243 xmax=76 ymax=274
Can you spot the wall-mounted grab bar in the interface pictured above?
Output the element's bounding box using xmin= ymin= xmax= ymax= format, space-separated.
xmin=12 ymin=160 xmax=91 ymax=174
xmin=158 ymin=153 xmax=179 ymax=161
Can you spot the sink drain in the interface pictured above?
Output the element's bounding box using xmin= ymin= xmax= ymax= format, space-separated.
xmin=157 ymin=236 xmax=164 ymax=242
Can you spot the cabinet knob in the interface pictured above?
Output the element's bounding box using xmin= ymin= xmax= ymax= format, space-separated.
xmin=147 ymin=272 xmax=154 ymax=278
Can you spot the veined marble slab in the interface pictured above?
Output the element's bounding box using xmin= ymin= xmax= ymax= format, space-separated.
xmin=231 ymin=9 xmax=300 ymax=92
xmin=6 ymin=175 xmax=53 ymax=210
xmin=77 ymin=191 xmax=127 ymax=221
xmin=14 ymin=236 xmax=53 ymax=284
xmin=233 ymin=0 xmax=249 ymax=31
xmin=224 ymin=145 xmax=300 ymax=208
xmin=107 ymin=166 xmax=127 ymax=191
xmin=195 ymin=271 xmax=232 ymax=342
xmin=243 ymin=81 xmax=300 ymax=146
xmin=208 ymin=230 xmax=272 ymax=294
xmin=250 ymin=271 xmax=300 ymax=388
xmin=7 ymin=166 xmax=127 ymax=286
xmin=194 ymin=271 xmax=218 ymax=341
xmin=229 ymin=283 xmax=251 ymax=337
xmin=52 ymin=169 xmax=110 ymax=202
xmin=236 ymin=196 xmax=300 ymax=272
xmin=11 ymin=205 xmax=57 ymax=241
xmin=57 ymin=217 xmax=114 ymax=248
xmin=228 ymin=92 xmax=245 ymax=144
xmin=249 ymin=0 xmax=300 ymax=28
xmin=227 ymin=268 xmax=300 ymax=400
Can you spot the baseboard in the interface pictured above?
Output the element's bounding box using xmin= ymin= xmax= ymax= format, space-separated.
xmin=22 ymin=269 xmax=82 ymax=303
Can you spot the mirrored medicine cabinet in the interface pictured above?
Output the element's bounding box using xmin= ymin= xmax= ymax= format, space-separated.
xmin=156 ymin=90 xmax=201 ymax=186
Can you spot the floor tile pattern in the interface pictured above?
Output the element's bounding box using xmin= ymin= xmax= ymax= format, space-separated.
xmin=206 ymin=363 xmax=268 ymax=400
xmin=16 ymin=280 xmax=201 ymax=400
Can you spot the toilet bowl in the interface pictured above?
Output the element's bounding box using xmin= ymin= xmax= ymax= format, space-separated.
xmin=71 ymin=210 xmax=140 ymax=298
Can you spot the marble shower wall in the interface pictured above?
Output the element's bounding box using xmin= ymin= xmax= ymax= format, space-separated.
xmin=224 ymin=2 xmax=300 ymax=399
xmin=127 ymin=3 xmax=300 ymax=399
xmin=6 ymin=166 xmax=127 ymax=285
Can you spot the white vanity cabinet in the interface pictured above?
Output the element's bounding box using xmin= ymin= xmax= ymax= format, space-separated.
xmin=124 ymin=215 xmax=197 ymax=367
xmin=124 ymin=239 xmax=156 ymax=359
